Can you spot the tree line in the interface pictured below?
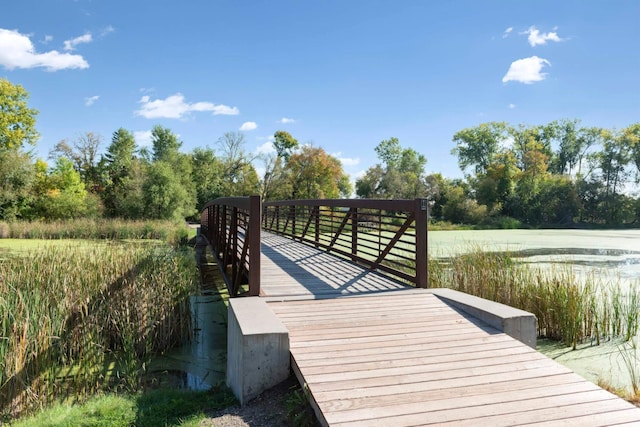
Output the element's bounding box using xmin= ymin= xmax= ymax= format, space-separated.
xmin=2 ymin=77 xmax=640 ymax=227
xmin=0 ymin=78 xmax=354 ymax=221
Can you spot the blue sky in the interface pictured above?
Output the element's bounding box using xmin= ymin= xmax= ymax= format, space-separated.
xmin=1 ymin=0 xmax=639 ymax=181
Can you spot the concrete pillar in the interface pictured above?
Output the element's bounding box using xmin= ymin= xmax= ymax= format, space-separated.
xmin=226 ymin=297 xmax=290 ymax=405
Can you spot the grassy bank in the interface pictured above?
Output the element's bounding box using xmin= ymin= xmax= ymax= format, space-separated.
xmin=0 ymin=238 xmax=198 ymax=420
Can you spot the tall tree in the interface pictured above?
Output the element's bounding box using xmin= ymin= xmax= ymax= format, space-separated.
xmin=356 ymin=138 xmax=427 ymax=199
xmin=0 ymin=149 xmax=34 ymax=220
xmin=273 ymin=130 xmax=298 ymax=161
xmin=192 ymin=147 xmax=223 ymax=208
xmin=32 ymin=158 xmax=90 ymax=220
xmin=151 ymin=125 xmax=181 ymax=162
xmin=50 ymin=132 xmax=103 ymax=190
xmin=451 ymin=122 xmax=507 ymax=175
xmin=0 ymin=78 xmax=39 ymax=150
xmin=216 ymin=132 xmax=260 ymax=196
xmin=287 ymin=145 xmax=351 ymax=199
xmin=101 ymin=128 xmax=138 ymax=217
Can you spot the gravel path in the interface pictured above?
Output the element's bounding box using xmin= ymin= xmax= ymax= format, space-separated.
xmin=200 ymin=376 xmax=318 ymax=427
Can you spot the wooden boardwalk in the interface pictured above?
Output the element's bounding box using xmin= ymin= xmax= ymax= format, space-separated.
xmin=258 ymin=232 xmax=640 ymax=426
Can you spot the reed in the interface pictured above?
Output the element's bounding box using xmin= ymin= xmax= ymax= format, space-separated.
xmin=2 ymin=219 xmax=190 ymax=246
xmin=0 ymin=241 xmax=198 ymax=419
xmin=429 ymin=247 xmax=640 ymax=349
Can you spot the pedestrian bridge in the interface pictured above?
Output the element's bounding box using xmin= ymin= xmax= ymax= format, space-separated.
xmin=200 ymin=196 xmax=640 ymax=426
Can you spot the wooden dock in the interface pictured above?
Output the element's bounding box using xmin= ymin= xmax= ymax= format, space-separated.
xmin=257 ymin=232 xmax=640 ymax=426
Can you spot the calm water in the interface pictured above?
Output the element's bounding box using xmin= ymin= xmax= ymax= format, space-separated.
xmin=428 ymin=229 xmax=640 ymax=283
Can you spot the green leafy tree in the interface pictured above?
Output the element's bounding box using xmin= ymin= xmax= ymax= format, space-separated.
xmin=192 ymin=147 xmax=224 ymax=208
xmin=151 ymin=125 xmax=181 ymax=162
xmin=451 ymin=122 xmax=507 ymax=175
xmin=101 ymin=128 xmax=138 ymax=217
xmin=143 ymin=161 xmax=196 ymax=220
xmin=356 ymin=138 xmax=427 ymax=199
xmin=0 ymin=78 xmax=39 ymax=150
xmin=0 ymin=149 xmax=34 ymax=220
xmin=273 ymin=130 xmax=299 ymax=161
xmin=33 ymin=158 xmax=90 ymax=219
xmin=50 ymin=132 xmax=103 ymax=191
xmin=217 ymin=132 xmax=260 ymax=196
xmin=287 ymin=145 xmax=351 ymax=199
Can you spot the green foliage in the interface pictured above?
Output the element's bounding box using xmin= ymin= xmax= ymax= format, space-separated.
xmin=273 ymin=130 xmax=299 ymax=161
xmin=285 ymin=384 xmax=318 ymax=427
xmin=452 ymin=122 xmax=507 ymax=175
xmin=144 ymin=161 xmax=196 ymax=220
xmin=0 ymin=149 xmax=34 ymax=220
xmin=356 ymin=137 xmax=427 ymax=199
xmin=0 ymin=78 xmax=39 ymax=150
xmin=287 ymin=145 xmax=351 ymax=199
xmin=31 ymin=158 xmax=91 ymax=220
xmin=191 ymin=147 xmax=223 ymax=209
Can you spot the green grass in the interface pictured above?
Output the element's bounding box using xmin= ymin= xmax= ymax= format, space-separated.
xmin=9 ymin=386 xmax=236 ymax=427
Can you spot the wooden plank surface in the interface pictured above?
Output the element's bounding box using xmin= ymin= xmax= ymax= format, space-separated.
xmin=267 ymin=292 xmax=640 ymax=426
xmin=258 ymin=233 xmax=640 ymax=426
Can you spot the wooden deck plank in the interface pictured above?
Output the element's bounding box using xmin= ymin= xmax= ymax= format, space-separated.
xmin=255 ymin=233 xmax=640 ymax=426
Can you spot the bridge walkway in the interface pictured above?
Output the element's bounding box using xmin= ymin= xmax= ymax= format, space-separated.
xmin=255 ymin=232 xmax=640 ymax=426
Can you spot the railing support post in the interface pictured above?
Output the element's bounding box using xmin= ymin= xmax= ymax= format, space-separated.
xmin=248 ymin=195 xmax=262 ymax=296
xmin=415 ymin=198 xmax=429 ymax=288
xmin=351 ymin=207 xmax=358 ymax=262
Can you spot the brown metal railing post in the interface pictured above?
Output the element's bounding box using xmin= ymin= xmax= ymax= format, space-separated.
xmin=314 ymin=205 xmax=320 ymax=248
xmin=290 ymin=205 xmax=296 ymax=237
xmin=276 ymin=206 xmax=280 ymax=232
xmin=414 ymin=198 xmax=429 ymax=288
xmin=248 ymin=195 xmax=261 ymax=296
xmin=351 ymin=207 xmax=358 ymax=262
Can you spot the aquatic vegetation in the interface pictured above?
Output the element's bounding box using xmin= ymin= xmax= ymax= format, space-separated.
xmin=0 ymin=241 xmax=198 ymax=419
xmin=429 ymin=247 xmax=640 ymax=349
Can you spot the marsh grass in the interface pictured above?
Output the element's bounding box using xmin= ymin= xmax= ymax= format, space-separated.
xmin=0 ymin=241 xmax=198 ymax=420
xmin=428 ymin=247 xmax=640 ymax=349
xmin=0 ymin=219 xmax=191 ymax=246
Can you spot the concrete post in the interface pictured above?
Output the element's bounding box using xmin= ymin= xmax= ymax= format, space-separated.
xmin=226 ymin=298 xmax=290 ymax=405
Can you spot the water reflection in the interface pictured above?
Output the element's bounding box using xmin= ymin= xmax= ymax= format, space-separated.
xmin=148 ymin=236 xmax=229 ymax=390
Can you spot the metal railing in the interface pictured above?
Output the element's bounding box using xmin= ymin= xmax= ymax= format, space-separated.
xmin=200 ymin=196 xmax=261 ymax=297
xmin=262 ymin=198 xmax=429 ymax=288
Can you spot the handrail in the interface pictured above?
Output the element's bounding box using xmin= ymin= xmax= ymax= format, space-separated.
xmin=200 ymin=195 xmax=261 ymax=297
xmin=262 ymin=198 xmax=429 ymax=287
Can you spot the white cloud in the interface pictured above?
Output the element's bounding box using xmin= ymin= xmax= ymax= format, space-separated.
xmin=134 ymin=130 xmax=153 ymax=146
xmin=522 ymin=26 xmax=563 ymax=47
xmin=100 ymin=26 xmax=115 ymax=37
xmin=256 ymin=141 xmax=276 ymax=155
xmin=85 ymin=95 xmax=99 ymax=106
xmin=508 ymin=103 xmax=516 ymax=109
xmin=0 ymin=28 xmax=89 ymax=71
xmin=63 ymin=33 xmax=92 ymax=51
xmin=239 ymin=121 xmax=258 ymax=131
xmin=135 ymin=93 xmax=239 ymax=119
xmin=279 ymin=117 xmax=296 ymax=124
xmin=43 ymin=35 xmax=53 ymax=44
xmin=502 ymin=27 xmax=513 ymax=38
xmin=332 ymin=152 xmax=360 ymax=166
xmin=502 ymin=56 xmax=550 ymax=84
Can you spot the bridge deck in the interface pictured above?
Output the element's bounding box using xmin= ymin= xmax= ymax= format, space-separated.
xmin=257 ymin=233 xmax=640 ymax=426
